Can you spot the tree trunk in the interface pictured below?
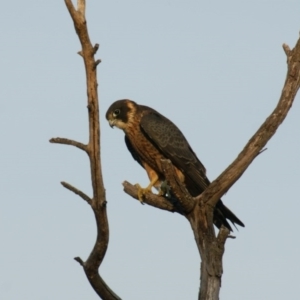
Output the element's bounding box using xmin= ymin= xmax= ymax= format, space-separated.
xmin=188 ymin=203 xmax=228 ymax=300
xmin=53 ymin=1 xmax=300 ymax=298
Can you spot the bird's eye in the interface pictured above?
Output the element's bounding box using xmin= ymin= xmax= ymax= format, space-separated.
xmin=113 ymin=109 xmax=121 ymax=117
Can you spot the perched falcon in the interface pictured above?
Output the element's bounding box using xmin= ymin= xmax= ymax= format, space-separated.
xmin=106 ymin=99 xmax=244 ymax=231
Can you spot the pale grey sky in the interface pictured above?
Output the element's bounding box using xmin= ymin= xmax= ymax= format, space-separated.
xmin=0 ymin=1 xmax=299 ymax=299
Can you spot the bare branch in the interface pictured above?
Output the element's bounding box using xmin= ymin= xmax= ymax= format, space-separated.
xmin=65 ymin=0 xmax=91 ymax=49
xmin=93 ymin=43 xmax=99 ymax=54
xmin=94 ymin=59 xmax=101 ymax=69
xmin=216 ymin=226 xmax=230 ymax=245
xmin=77 ymin=0 xmax=86 ymax=16
xmin=123 ymin=160 xmax=199 ymax=214
xmin=123 ymin=181 xmax=177 ymax=213
xmin=74 ymin=256 xmax=85 ymax=266
xmin=283 ymin=43 xmax=291 ymax=57
xmin=64 ymin=0 xmax=77 ymax=19
xmin=202 ymin=37 xmax=300 ymax=208
xmin=257 ymin=147 xmax=267 ymax=157
xmin=186 ymin=36 xmax=300 ymax=300
xmin=58 ymin=2 xmax=300 ymax=299
xmin=52 ymin=1 xmax=121 ymax=299
xmin=61 ymin=181 xmax=92 ymax=205
xmin=50 ymin=137 xmax=87 ymax=152
xmin=161 ymin=159 xmax=195 ymax=213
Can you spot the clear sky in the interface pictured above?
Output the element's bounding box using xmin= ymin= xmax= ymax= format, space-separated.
xmin=0 ymin=1 xmax=299 ymax=299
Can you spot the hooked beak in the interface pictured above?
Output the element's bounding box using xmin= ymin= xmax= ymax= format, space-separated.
xmin=108 ymin=119 xmax=115 ymax=128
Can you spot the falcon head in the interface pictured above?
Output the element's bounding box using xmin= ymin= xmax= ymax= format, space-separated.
xmin=106 ymin=99 xmax=137 ymax=130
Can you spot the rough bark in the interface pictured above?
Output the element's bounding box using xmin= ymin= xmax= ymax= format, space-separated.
xmin=50 ymin=1 xmax=120 ymax=299
xmin=123 ymin=36 xmax=300 ymax=300
xmin=51 ymin=0 xmax=300 ymax=299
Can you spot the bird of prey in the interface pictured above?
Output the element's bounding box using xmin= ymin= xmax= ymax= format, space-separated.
xmin=106 ymin=99 xmax=244 ymax=231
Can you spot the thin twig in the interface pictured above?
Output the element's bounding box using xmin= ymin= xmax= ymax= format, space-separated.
xmin=74 ymin=256 xmax=85 ymax=266
xmin=93 ymin=44 xmax=99 ymax=54
xmin=50 ymin=137 xmax=87 ymax=152
xmin=257 ymin=147 xmax=267 ymax=156
xmin=94 ymin=59 xmax=101 ymax=69
xmin=61 ymin=181 xmax=92 ymax=205
xmin=283 ymin=43 xmax=291 ymax=57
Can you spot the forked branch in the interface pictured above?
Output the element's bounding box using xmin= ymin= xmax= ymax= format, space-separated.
xmin=198 ymin=37 xmax=300 ymax=209
xmin=122 ymin=36 xmax=300 ymax=300
xmin=124 ymin=38 xmax=300 ymax=216
xmin=51 ymin=1 xmax=120 ymax=299
xmin=50 ymin=137 xmax=87 ymax=152
xmin=53 ymin=1 xmax=300 ymax=299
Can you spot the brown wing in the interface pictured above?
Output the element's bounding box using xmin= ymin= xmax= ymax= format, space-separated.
xmin=140 ymin=111 xmax=209 ymax=194
xmin=140 ymin=110 xmax=244 ymax=229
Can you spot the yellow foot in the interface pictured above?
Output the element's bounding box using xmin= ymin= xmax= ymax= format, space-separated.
xmin=134 ymin=183 xmax=152 ymax=204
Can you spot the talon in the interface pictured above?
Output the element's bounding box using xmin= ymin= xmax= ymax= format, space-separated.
xmin=134 ymin=183 xmax=145 ymax=204
xmin=134 ymin=183 xmax=152 ymax=204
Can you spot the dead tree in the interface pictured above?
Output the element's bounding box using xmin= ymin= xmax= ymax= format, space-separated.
xmin=50 ymin=1 xmax=300 ymax=299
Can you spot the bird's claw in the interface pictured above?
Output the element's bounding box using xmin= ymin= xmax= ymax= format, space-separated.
xmin=134 ymin=183 xmax=152 ymax=204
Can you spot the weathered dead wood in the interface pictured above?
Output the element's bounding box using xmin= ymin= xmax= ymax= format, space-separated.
xmin=123 ymin=181 xmax=177 ymax=213
xmin=50 ymin=1 xmax=121 ymax=299
xmin=123 ymin=35 xmax=300 ymax=300
xmin=52 ymin=1 xmax=300 ymax=298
